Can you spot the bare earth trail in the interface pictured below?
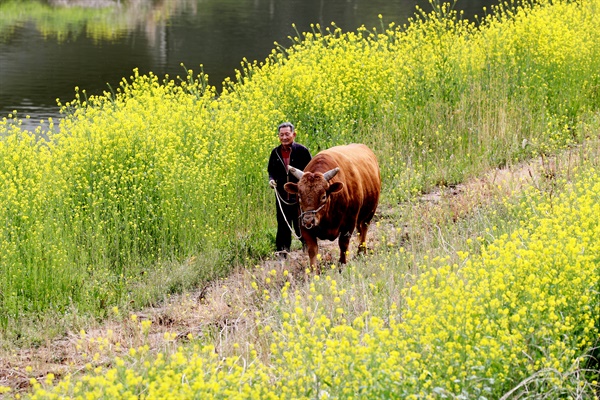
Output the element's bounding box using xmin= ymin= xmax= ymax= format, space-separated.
xmin=0 ymin=146 xmax=589 ymax=394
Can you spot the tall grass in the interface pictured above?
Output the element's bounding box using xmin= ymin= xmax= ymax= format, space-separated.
xmin=1 ymin=0 xmax=599 ymax=345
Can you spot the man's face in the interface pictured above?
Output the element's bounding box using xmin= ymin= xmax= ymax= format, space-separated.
xmin=278 ymin=126 xmax=296 ymax=147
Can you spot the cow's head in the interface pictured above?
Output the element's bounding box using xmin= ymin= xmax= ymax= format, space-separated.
xmin=284 ymin=166 xmax=344 ymax=229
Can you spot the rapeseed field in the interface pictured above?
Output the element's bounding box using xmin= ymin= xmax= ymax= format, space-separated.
xmin=1 ymin=0 xmax=599 ymax=397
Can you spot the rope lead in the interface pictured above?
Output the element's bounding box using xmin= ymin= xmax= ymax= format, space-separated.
xmin=274 ymin=189 xmax=302 ymax=240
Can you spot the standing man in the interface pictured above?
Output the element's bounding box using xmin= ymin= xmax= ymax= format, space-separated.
xmin=267 ymin=122 xmax=312 ymax=257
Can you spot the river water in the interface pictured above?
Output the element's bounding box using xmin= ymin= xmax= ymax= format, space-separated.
xmin=0 ymin=0 xmax=496 ymax=132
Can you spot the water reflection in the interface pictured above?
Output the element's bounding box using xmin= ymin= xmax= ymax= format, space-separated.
xmin=0 ymin=0 xmax=183 ymax=43
xmin=0 ymin=0 xmax=496 ymax=131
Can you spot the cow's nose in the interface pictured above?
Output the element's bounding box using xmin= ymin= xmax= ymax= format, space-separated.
xmin=302 ymin=215 xmax=315 ymax=229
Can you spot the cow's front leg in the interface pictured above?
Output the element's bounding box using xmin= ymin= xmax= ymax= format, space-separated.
xmin=303 ymin=233 xmax=320 ymax=273
xmin=338 ymin=232 xmax=351 ymax=264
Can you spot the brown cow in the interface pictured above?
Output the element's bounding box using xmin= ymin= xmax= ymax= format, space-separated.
xmin=284 ymin=144 xmax=380 ymax=271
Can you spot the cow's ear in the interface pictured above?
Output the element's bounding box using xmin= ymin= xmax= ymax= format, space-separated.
xmin=284 ymin=182 xmax=299 ymax=194
xmin=328 ymin=182 xmax=344 ymax=194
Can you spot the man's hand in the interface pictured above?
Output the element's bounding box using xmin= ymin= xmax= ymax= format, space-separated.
xmin=269 ymin=179 xmax=277 ymax=189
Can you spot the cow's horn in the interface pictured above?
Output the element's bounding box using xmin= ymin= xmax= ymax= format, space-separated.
xmin=288 ymin=166 xmax=304 ymax=180
xmin=323 ymin=167 xmax=340 ymax=181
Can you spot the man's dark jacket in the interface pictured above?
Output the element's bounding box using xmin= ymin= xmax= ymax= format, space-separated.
xmin=268 ymin=142 xmax=312 ymax=203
